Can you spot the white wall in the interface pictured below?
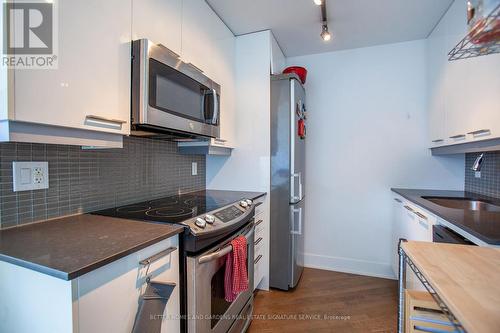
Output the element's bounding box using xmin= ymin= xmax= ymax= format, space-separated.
xmin=287 ymin=39 xmax=465 ymax=279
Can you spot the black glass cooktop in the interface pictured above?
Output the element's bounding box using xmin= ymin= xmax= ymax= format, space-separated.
xmin=93 ymin=190 xmax=256 ymax=224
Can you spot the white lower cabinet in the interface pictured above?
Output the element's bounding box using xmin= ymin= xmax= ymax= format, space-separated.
xmin=253 ymin=195 xmax=268 ymax=290
xmin=392 ymin=195 xmax=435 ymax=289
xmin=77 ymin=236 xmax=180 ymax=333
xmin=0 ymin=236 xmax=180 ymax=333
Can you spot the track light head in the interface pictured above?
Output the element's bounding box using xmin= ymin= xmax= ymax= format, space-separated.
xmin=320 ymin=24 xmax=331 ymax=41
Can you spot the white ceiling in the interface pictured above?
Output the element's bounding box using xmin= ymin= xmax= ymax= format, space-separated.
xmin=206 ymin=0 xmax=454 ymax=57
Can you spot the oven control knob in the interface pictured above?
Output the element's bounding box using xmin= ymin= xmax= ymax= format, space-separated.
xmin=204 ymin=214 xmax=215 ymax=224
xmin=245 ymin=199 xmax=253 ymax=206
xmin=195 ymin=217 xmax=206 ymax=229
xmin=239 ymin=200 xmax=248 ymax=208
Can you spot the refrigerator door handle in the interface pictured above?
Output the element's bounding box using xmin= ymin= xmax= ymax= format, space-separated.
xmin=291 ymin=172 xmax=302 ymax=202
xmin=291 ymin=207 xmax=302 ymax=235
xmin=298 ymin=173 xmax=303 ymax=201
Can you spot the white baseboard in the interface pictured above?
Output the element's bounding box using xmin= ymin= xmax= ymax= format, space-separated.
xmin=304 ymin=253 xmax=397 ymax=280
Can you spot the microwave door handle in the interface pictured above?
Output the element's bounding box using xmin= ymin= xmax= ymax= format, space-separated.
xmin=201 ymin=91 xmax=206 ymax=123
xmin=212 ymin=88 xmax=218 ymax=125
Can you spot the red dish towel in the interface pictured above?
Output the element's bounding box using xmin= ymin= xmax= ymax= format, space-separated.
xmin=224 ymin=235 xmax=249 ymax=302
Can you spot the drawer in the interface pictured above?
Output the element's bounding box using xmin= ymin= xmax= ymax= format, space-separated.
xmin=254 ymin=234 xmax=264 ymax=257
xmin=136 ymin=237 xmax=179 ymax=285
xmin=253 ymin=252 xmax=265 ymax=289
xmin=254 ymin=217 xmax=265 ymax=237
xmin=77 ymin=236 xmax=180 ymax=333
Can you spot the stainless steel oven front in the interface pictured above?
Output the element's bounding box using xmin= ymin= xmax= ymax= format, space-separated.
xmin=131 ymin=39 xmax=220 ymax=138
xmin=186 ymin=221 xmax=255 ymax=333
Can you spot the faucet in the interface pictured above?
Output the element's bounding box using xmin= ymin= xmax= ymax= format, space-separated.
xmin=471 ymin=153 xmax=484 ymax=172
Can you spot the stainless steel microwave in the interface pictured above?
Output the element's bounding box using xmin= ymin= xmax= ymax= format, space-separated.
xmin=131 ymin=39 xmax=220 ymax=138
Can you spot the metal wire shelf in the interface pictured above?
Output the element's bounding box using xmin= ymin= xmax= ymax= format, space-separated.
xmin=448 ymin=3 xmax=500 ymax=61
xmin=398 ymin=243 xmax=467 ymax=333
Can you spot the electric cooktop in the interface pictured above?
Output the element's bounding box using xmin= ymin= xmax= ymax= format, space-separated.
xmin=94 ymin=190 xmax=252 ymax=224
xmin=93 ymin=190 xmax=259 ymax=252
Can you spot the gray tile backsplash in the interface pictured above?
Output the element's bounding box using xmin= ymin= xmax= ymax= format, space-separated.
xmin=465 ymin=151 xmax=500 ymax=198
xmin=0 ymin=137 xmax=205 ymax=228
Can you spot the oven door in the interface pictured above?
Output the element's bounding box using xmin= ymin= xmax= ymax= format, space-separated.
xmin=187 ymin=222 xmax=255 ymax=333
xmin=132 ymin=39 xmax=220 ymax=138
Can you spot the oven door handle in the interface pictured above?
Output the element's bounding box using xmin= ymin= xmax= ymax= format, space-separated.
xmin=198 ymin=226 xmax=254 ymax=264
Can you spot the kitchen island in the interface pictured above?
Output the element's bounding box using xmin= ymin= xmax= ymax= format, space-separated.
xmin=398 ymin=241 xmax=500 ymax=333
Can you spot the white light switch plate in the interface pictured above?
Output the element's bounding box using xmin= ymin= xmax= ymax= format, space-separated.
xmin=192 ymin=162 xmax=198 ymax=176
xmin=12 ymin=161 xmax=49 ymax=192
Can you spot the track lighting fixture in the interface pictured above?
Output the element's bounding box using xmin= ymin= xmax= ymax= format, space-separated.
xmin=318 ymin=0 xmax=332 ymax=42
xmin=320 ymin=24 xmax=331 ymax=41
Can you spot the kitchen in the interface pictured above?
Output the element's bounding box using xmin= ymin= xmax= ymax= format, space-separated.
xmin=0 ymin=0 xmax=499 ymax=332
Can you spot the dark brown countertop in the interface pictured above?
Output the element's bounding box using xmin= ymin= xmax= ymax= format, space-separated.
xmin=391 ymin=188 xmax=500 ymax=245
xmin=0 ymin=214 xmax=184 ymax=280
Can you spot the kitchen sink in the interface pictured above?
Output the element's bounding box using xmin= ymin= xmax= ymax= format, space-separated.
xmin=422 ymin=196 xmax=500 ymax=212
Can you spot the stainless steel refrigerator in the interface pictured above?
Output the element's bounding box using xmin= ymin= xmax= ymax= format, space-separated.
xmin=269 ymin=73 xmax=306 ymax=290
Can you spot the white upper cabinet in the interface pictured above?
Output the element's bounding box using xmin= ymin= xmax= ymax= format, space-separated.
xmin=131 ymin=0 xmax=182 ymax=56
xmin=181 ymin=0 xmax=236 ymax=143
xmin=181 ymin=0 xmax=217 ymax=76
xmin=133 ymin=0 xmax=236 ymax=143
xmin=207 ymin=9 xmax=236 ymax=145
xmin=12 ymin=0 xmax=131 ymax=136
xmin=427 ymin=0 xmax=500 ymax=148
xmin=462 ymin=53 xmax=500 ymax=140
xmin=1 ymin=0 xmax=236 ymax=146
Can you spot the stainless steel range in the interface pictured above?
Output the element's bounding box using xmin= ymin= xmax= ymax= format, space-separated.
xmin=93 ymin=190 xmax=256 ymax=333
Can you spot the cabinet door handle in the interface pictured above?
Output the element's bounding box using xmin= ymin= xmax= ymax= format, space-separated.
xmin=414 ymin=211 xmax=428 ymax=220
xmin=449 ymin=134 xmax=466 ymax=139
xmin=403 ymin=205 xmax=414 ymax=212
xmin=467 ymin=129 xmax=490 ymax=136
xmin=254 ymin=237 xmax=263 ymax=246
xmin=255 ymin=219 xmax=263 ymax=226
xmin=431 ymin=139 xmax=444 ymax=143
xmin=86 ymin=115 xmax=127 ymax=124
xmin=394 ymin=198 xmax=402 ymax=203
xmin=139 ymin=247 xmax=177 ymax=266
xmin=254 ymin=254 xmax=263 ymax=265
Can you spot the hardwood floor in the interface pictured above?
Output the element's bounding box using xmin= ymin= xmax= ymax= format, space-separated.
xmin=247 ymin=268 xmax=398 ymax=333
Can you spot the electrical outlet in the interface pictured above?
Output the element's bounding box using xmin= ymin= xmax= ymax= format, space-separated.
xmin=12 ymin=162 xmax=49 ymax=192
xmin=192 ymin=162 xmax=198 ymax=176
